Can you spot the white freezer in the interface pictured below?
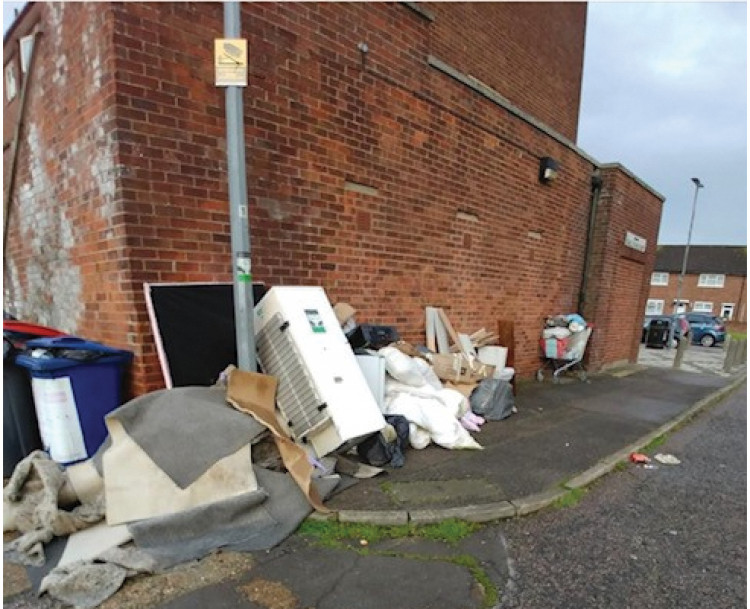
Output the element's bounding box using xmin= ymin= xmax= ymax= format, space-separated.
xmin=356 ymin=354 xmax=386 ymax=410
xmin=254 ymin=286 xmax=386 ymax=458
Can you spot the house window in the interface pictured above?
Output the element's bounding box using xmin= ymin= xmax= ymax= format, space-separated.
xmin=20 ymin=35 xmax=35 ymax=74
xmin=693 ymin=301 xmax=713 ymax=313
xmin=720 ymin=303 xmax=735 ymax=320
xmin=650 ymin=272 xmax=669 ymax=286
xmin=5 ymin=62 xmax=17 ymax=102
xmin=645 ymin=299 xmax=664 ymax=315
xmin=697 ymin=274 xmax=725 ymax=288
xmin=672 ymin=299 xmax=689 ymax=314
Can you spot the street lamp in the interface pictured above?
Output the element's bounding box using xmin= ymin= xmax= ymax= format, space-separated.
xmin=673 ymin=177 xmax=704 ymax=314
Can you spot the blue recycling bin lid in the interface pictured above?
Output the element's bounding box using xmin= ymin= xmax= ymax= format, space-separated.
xmin=16 ymin=336 xmax=133 ymax=372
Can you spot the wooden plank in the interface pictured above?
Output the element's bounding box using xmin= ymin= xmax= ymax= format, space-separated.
xmin=469 ymin=328 xmax=487 ymax=340
xmin=437 ymin=308 xmax=461 ymax=348
xmin=451 ymin=329 xmax=494 ymax=352
xmin=475 ymin=334 xmax=499 ymax=347
xmin=435 ymin=314 xmax=450 ymax=354
xmin=458 ymin=333 xmax=476 ymax=357
xmin=425 ymin=307 xmax=437 ymax=352
xmin=471 ymin=330 xmax=493 ymax=343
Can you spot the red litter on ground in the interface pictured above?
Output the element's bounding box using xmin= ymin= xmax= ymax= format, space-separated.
xmin=629 ymin=452 xmax=651 ymax=464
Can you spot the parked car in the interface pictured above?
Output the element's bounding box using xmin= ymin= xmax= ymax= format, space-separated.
xmin=684 ymin=313 xmax=726 ymax=347
xmin=642 ymin=314 xmax=689 ymax=346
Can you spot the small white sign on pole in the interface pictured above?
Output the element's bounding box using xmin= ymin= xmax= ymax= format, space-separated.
xmin=215 ymin=38 xmax=248 ymax=87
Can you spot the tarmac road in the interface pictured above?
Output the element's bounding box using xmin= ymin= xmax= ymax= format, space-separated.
xmin=497 ymin=383 xmax=747 ymax=609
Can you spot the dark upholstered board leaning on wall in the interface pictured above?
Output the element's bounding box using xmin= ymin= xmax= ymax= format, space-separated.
xmin=144 ymin=283 xmax=267 ymax=388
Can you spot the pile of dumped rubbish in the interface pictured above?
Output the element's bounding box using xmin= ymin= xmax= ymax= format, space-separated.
xmin=3 ymin=286 xmax=519 ymax=608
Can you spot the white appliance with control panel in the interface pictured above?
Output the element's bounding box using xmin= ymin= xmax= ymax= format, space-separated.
xmin=253 ymin=286 xmax=386 ymax=458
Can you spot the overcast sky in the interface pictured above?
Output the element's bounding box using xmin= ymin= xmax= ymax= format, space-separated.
xmin=3 ymin=2 xmax=747 ymax=246
xmin=578 ymin=2 xmax=747 ymax=246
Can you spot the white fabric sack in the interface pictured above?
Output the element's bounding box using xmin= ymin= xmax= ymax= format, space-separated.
xmin=384 ymin=381 xmax=482 ymax=449
xmin=386 ymin=378 xmax=440 ymax=400
xmin=408 ymin=423 xmax=432 ymax=450
xmin=412 ymin=357 xmax=444 ymax=391
xmin=380 ymin=346 xmax=425 ymax=387
xmin=386 ymin=380 xmax=468 ymax=416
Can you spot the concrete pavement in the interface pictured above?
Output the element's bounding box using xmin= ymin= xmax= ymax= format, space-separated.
xmin=324 ymin=363 xmax=745 ymax=520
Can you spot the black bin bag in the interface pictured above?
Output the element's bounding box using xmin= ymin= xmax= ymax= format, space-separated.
xmin=470 ymin=378 xmax=515 ymax=421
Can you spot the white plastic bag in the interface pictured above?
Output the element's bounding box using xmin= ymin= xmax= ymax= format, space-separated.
xmin=380 ymin=346 xmax=425 ymax=387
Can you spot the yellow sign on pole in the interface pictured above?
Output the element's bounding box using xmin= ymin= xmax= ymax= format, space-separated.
xmin=215 ymin=38 xmax=248 ymax=86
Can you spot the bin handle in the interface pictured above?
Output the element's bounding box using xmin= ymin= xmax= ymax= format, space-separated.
xmin=35 ymin=337 xmax=87 ymax=346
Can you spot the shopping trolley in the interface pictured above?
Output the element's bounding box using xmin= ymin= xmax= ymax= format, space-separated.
xmin=536 ymin=324 xmax=593 ymax=383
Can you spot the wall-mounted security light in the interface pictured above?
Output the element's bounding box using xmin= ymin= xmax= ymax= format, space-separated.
xmin=539 ymin=157 xmax=559 ymax=184
xmin=357 ymin=42 xmax=369 ymax=69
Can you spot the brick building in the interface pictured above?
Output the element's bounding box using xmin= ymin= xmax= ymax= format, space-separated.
xmin=646 ymin=245 xmax=747 ymax=322
xmin=4 ymin=2 xmax=664 ymax=395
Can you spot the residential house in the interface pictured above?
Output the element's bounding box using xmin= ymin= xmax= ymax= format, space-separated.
xmin=646 ymin=245 xmax=746 ymax=322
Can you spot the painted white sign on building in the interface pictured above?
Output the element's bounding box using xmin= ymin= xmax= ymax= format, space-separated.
xmin=624 ymin=231 xmax=647 ymax=252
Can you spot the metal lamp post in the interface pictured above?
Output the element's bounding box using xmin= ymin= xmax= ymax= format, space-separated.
xmin=223 ymin=1 xmax=255 ymax=371
xmin=673 ymin=177 xmax=704 ymax=315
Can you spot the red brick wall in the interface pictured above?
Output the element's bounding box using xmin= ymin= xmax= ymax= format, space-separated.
xmin=583 ymin=165 xmax=664 ymax=368
xmin=426 ymin=2 xmax=587 ymax=141
xmin=5 ymin=2 xmax=661 ymax=396
xmin=3 ymin=3 xmax=133 ymax=356
xmin=648 ymin=273 xmax=746 ymax=322
xmin=103 ymin=1 xmax=596 ymax=393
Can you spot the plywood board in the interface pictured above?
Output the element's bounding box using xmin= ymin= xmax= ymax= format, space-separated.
xmin=425 ymin=307 xmax=437 ymax=353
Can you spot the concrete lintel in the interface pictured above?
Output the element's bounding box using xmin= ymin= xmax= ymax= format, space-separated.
xmin=344 ymin=181 xmax=379 ymax=196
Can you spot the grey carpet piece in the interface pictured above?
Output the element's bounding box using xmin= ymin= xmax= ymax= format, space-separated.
xmin=128 ymin=466 xmax=341 ymax=570
xmin=38 ymin=546 xmax=157 ymax=609
xmin=3 ymin=452 xmax=105 ymax=567
xmin=40 ymin=562 xmax=128 ymax=609
xmin=107 ymin=387 xmax=266 ymax=488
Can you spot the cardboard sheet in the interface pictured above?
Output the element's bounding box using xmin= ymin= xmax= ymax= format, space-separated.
xmin=226 ymin=369 xmax=329 ymax=513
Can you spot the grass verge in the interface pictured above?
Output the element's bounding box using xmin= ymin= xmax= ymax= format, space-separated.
xmin=642 ymin=433 xmax=666 ymax=452
xmin=552 ymin=487 xmax=586 ymax=509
